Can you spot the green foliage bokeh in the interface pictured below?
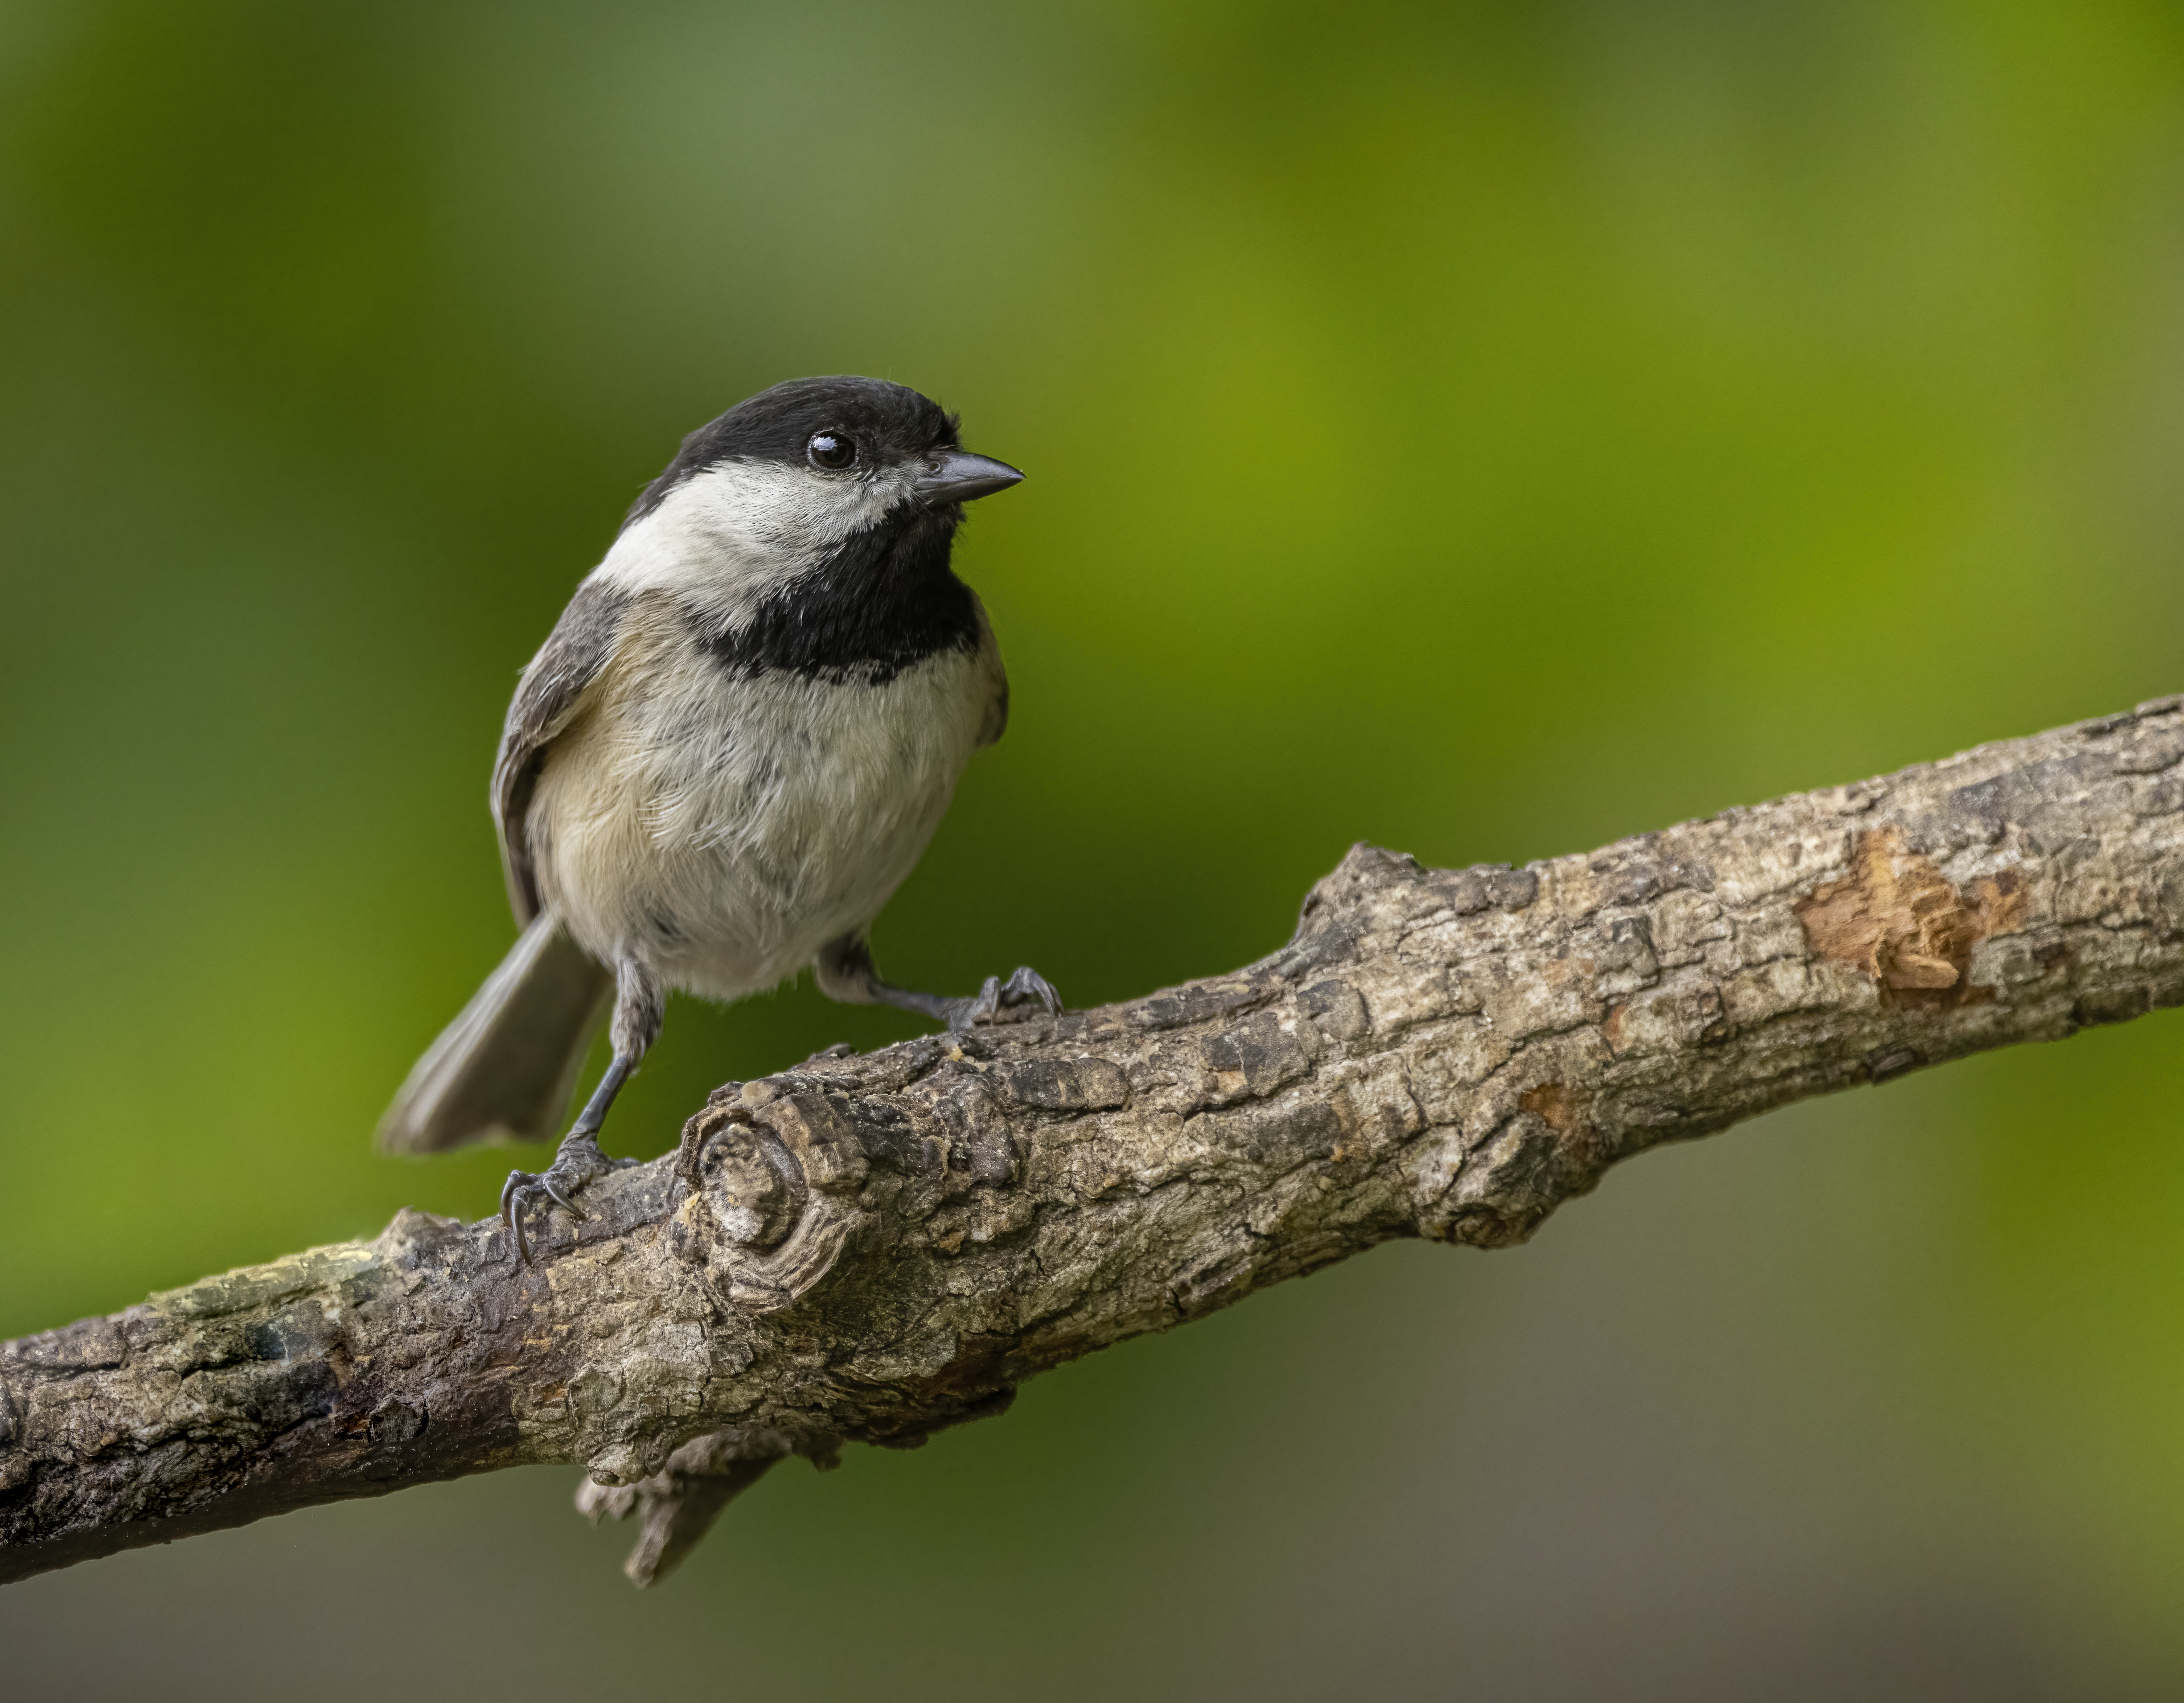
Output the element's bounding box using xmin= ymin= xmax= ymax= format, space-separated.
xmin=4 ymin=3 xmax=2184 ymax=1697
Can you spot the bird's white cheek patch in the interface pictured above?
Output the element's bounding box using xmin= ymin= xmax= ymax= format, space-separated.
xmin=590 ymin=460 xmax=921 ymax=619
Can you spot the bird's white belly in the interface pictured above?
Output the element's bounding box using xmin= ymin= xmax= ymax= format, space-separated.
xmin=531 ymin=645 xmax=988 ymax=1000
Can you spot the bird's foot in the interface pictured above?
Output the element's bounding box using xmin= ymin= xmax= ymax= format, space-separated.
xmin=501 ymin=1129 xmax=640 ymax=1263
xmin=948 ymin=966 xmax=1061 ymax=1036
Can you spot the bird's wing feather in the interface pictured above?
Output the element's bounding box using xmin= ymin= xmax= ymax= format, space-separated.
xmin=971 ymin=593 xmax=1010 ymax=748
xmin=493 ymin=578 xmax=632 ymax=923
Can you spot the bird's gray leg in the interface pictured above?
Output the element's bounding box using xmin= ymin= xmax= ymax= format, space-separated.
xmin=501 ymin=960 xmax=662 ymax=1263
xmin=814 ymin=934 xmax=1059 ymax=1036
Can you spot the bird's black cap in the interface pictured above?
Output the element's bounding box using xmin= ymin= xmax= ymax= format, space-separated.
xmin=624 ymin=376 xmax=966 ymax=530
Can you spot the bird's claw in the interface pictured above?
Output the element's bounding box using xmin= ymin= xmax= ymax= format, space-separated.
xmin=501 ymin=1130 xmax=622 ymax=1263
xmin=949 ymin=965 xmax=1062 ymax=1035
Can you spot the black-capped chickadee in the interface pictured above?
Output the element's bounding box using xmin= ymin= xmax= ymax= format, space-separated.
xmin=378 ymin=376 xmax=1056 ymax=1258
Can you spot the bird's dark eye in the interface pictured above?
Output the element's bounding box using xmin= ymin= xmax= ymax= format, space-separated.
xmin=807 ymin=431 xmax=856 ymax=471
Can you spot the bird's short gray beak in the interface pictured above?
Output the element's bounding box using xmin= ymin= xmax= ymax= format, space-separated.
xmin=915 ymin=450 xmax=1024 ymax=507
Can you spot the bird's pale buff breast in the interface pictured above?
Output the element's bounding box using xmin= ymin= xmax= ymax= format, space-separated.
xmin=527 ymin=600 xmax=995 ymax=1001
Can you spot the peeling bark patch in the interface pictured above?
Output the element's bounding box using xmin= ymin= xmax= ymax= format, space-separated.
xmin=366 ymin=1398 xmax=427 ymax=1444
xmin=1515 ymin=1081 xmax=1608 ymax=1174
xmin=993 ymin=1057 xmax=1128 ymax=1112
xmin=1200 ymin=1012 xmax=1311 ymax=1102
xmin=4 ymin=1319 xmax=126 ymax=1373
xmin=1794 ymin=826 xmax=2028 ymax=1010
xmin=1517 ymin=1082 xmax=1585 ymax=1140
xmin=2075 ymin=986 xmax=2151 ymax=1026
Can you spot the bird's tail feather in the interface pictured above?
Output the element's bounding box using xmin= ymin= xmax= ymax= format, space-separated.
xmin=377 ymin=910 xmax=613 ymax=1155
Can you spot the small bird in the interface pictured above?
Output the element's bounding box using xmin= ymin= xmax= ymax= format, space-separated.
xmin=378 ymin=376 xmax=1056 ymax=1258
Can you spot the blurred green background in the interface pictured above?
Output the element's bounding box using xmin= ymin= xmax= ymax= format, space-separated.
xmin=4 ymin=0 xmax=2184 ymax=1695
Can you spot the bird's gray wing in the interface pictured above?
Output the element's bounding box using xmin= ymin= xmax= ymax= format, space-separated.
xmin=971 ymin=593 xmax=1010 ymax=749
xmin=492 ymin=578 xmax=631 ymax=924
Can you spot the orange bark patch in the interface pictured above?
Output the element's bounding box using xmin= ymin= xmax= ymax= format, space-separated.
xmin=1518 ymin=1082 xmax=1585 ymax=1138
xmin=1793 ymin=826 xmax=2027 ymax=1011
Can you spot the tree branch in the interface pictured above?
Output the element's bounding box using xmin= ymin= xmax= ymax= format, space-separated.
xmin=9 ymin=698 xmax=2184 ymax=1587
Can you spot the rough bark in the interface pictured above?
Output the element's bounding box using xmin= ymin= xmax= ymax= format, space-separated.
xmin=8 ymin=698 xmax=2184 ymax=1588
